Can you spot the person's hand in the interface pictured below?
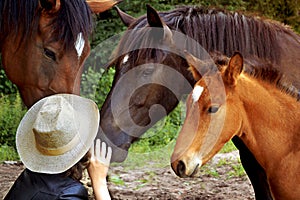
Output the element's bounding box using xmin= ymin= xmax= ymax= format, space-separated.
xmin=88 ymin=139 xmax=112 ymax=186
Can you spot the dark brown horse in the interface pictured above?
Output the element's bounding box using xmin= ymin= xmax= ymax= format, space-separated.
xmin=98 ymin=5 xmax=300 ymax=199
xmin=171 ymin=52 xmax=300 ymax=199
xmin=0 ymin=0 xmax=118 ymax=108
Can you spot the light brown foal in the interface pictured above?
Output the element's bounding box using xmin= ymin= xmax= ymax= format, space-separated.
xmin=171 ymin=52 xmax=300 ymax=200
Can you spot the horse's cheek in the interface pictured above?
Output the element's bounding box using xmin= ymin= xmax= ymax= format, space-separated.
xmin=1 ymin=45 xmax=30 ymax=85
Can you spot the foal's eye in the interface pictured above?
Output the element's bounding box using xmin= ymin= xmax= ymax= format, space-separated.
xmin=44 ymin=48 xmax=56 ymax=61
xmin=208 ymin=106 xmax=219 ymax=114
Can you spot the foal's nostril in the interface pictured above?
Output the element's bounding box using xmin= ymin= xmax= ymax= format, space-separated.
xmin=177 ymin=160 xmax=186 ymax=178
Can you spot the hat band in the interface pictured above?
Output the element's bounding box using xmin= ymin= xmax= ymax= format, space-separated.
xmin=35 ymin=134 xmax=80 ymax=156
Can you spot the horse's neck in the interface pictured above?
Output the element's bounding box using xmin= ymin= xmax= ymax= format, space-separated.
xmin=171 ymin=11 xmax=300 ymax=88
xmin=237 ymin=75 xmax=300 ymax=169
xmin=276 ymin=32 xmax=300 ymax=88
xmin=0 ymin=33 xmax=4 ymax=50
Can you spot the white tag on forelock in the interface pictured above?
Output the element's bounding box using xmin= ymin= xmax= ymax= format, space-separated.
xmin=123 ymin=54 xmax=129 ymax=64
xmin=75 ymin=32 xmax=85 ymax=57
xmin=192 ymin=85 xmax=204 ymax=103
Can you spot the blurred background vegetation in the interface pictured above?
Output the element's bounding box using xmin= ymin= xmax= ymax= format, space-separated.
xmin=0 ymin=0 xmax=299 ymax=161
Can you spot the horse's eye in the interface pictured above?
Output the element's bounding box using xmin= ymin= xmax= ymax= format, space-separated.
xmin=143 ymin=68 xmax=154 ymax=76
xmin=44 ymin=48 xmax=56 ymax=61
xmin=208 ymin=106 xmax=219 ymax=114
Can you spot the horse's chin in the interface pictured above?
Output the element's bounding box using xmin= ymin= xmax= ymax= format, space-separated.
xmin=96 ymin=130 xmax=132 ymax=163
xmin=177 ymin=168 xmax=202 ymax=178
xmin=189 ymin=169 xmax=202 ymax=178
xmin=111 ymin=149 xmax=129 ymax=163
xmin=18 ymin=86 xmax=60 ymax=108
xmin=18 ymin=88 xmax=47 ymax=108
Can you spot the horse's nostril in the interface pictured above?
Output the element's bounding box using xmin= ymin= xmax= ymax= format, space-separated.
xmin=124 ymin=142 xmax=131 ymax=149
xmin=177 ymin=160 xmax=186 ymax=178
xmin=120 ymin=142 xmax=131 ymax=150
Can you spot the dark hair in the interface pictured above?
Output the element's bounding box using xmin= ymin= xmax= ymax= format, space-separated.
xmin=0 ymin=0 xmax=93 ymax=50
xmin=64 ymin=152 xmax=91 ymax=181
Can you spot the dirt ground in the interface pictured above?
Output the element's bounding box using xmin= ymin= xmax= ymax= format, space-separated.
xmin=0 ymin=151 xmax=255 ymax=200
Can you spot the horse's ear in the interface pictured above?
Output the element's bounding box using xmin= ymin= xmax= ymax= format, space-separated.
xmin=224 ymin=52 xmax=243 ymax=86
xmin=146 ymin=4 xmax=173 ymax=44
xmin=146 ymin=4 xmax=163 ymax=28
xmin=185 ymin=51 xmax=203 ymax=81
xmin=39 ymin=0 xmax=61 ymax=14
xmin=87 ymin=0 xmax=121 ymax=14
xmin=115 ymin=6 xmax=135 ymax=27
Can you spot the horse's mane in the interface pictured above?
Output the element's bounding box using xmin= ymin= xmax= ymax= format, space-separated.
xmin=245 ymin=61 xmax=299 ymax=100
xmin=123 ymin=6 xmax=299 ymax=65
xmin=211 ymin=52 xmax=300 ymax=100
xmin=0 ymin=0 xmax=93 ymax=50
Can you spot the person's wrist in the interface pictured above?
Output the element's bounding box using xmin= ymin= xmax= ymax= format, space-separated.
xmin=91 ymin=178 xmax=107 ymax=186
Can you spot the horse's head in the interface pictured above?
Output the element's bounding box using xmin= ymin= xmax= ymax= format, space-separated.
xmin=0 ymin=0 xmax=117 ymax=108
xmin=98 ymin=5 xmax=195 ymax=162
xmin=171 ymin=52 xmax=244 ymax=177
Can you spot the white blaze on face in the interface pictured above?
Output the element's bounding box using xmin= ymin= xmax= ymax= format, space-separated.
xmin=122 ymin=54 xmax=129 ymax=64
xmin=192 ymin=85 xmax=204 ymax=103
xmin=75 ymin=32 xmax=85 ymax=58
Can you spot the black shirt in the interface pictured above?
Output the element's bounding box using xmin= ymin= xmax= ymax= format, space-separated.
xmin=4 ymin=169 xmax=88 ymax=200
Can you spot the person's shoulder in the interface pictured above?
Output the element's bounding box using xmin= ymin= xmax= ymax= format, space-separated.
xmin=58 ymin=182 xmax=88 ymax=200
xmin=26 ymin=169 xmax=88 ymax=199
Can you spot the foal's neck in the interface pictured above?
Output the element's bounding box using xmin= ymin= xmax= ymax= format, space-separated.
xmin=237 ymin=75 xmax=300 ymax=169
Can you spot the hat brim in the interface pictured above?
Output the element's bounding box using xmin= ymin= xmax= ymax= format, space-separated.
xmin=16 ymin=94 xmax=99 ymax=174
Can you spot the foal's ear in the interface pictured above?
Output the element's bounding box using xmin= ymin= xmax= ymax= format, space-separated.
xmin=87 ymin=0 xmax=121 ymax=14
xmin=115 ymin=6 xmax=135 ymax=27
xmin=39 ymin=0 xmax=61 ymax=14
xmin=185 ymin=51 xmax=203 ymax=81
xmin=146 ymin=4 xmax=173 ymax=44
xmin=224 ymin=52 xmax=243 ymax=86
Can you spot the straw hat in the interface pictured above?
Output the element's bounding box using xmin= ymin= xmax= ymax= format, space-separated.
xmin=16 ymin=94 xmax=99 ymax=174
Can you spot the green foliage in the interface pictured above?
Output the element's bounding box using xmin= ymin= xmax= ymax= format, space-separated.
xmin=129 ymin=103 xmax=184 ymax=153
xmin=112 ymin=140 xmax=175 ymax=169
xmin=246 ymin=0 xmax=300 ymax=32
xmin=81 ymin=67 xmax=115 ymax=107
xmin=0 ymin=56 xmax=17 ymax=97
xmin=95 ymin=67 xmax=116 ymax=107
xmin=220 ymin=140 xmax=237 ymax=153
xmin=0 ymin=144 xmax=19 ymax=162
xmin=109 ymin=175 xmax=126 ymax=186
xmin=228 ymin=162 xmax=246 ymax=177
xmin=0 ymin=94 xmax=27 ymax=148
xmin=0 ymin=69 xmax=18 ymax=97
xmin=81 ymin=68 xmax=103 ymax=101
